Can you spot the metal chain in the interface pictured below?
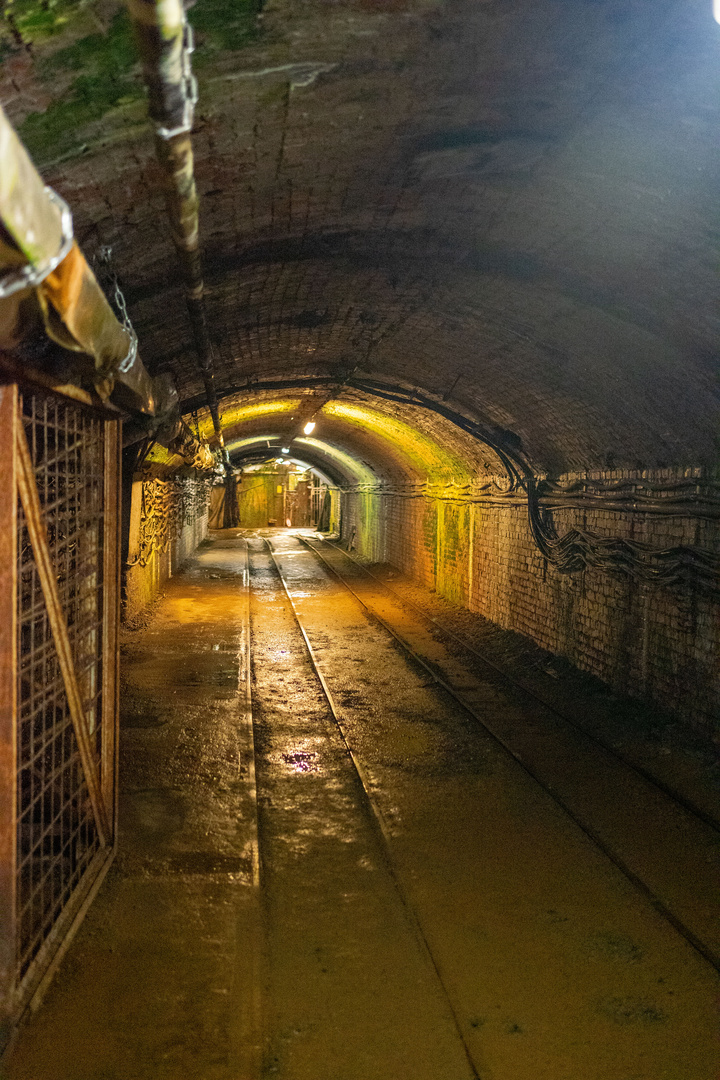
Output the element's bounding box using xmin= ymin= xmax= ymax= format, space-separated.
xmin=97 ymin=245 xmax=138 ymax=373
xmin=191 ymin=408 xmax=201 ymax=443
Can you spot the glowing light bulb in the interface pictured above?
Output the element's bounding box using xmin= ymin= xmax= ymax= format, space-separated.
xmin=303 ymin=421 xmax=316 ymax=435
xmin=281 ymin=447 xmax=290 ymax=454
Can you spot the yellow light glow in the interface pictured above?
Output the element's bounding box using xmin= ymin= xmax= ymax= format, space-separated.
xmin=303 ymin=421 xmax=316 ymax=434
xmin=322 ymin=400 xmax=464 ymax=477
xmin=189 ymin=399 xmax=300 ymax=441
xmin=296 ymin=437 xmax=377 ymax=485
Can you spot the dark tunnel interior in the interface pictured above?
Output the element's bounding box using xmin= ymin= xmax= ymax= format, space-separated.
xmin=0 ymin=0 xmax=719 ymax=1074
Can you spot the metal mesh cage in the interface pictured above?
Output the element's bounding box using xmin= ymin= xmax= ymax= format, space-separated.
xmin=16 ymin=393 xmax=105 ymax=979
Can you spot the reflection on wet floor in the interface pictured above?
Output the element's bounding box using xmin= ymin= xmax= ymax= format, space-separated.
xmin=250 ymin=536 xmax=477 ymax=1079
xmin=281 ymin=751 xmax=320 ymax=773
xmin=5 ymin=529 xmax=719 ymax=1080
xmin=253 ymin=531 xmax=719 ymax=1080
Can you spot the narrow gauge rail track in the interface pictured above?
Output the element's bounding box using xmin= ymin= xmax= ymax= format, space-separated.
xmin=252 ymin=536 xmax=483 ymax=1080
xmin=234 ymin=540 xmax=264 ymax=1080
xmin=290 ymin=534 xmax=720 ymax=977
xmin=308 ymin=536 xmax=720 ymax=837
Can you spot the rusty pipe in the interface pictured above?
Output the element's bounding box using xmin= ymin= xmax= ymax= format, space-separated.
xmin=126 ymin=0 xmax=225 ymax=451
xmin=0 ymin=104 xmax=162 ymax=416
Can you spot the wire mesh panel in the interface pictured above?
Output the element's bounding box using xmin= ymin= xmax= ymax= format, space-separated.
xmin=16 ymin=393 xmax=106 ymax=981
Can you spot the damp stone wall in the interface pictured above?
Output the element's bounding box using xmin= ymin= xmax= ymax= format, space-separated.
xmin=340 ymin=472 xmax=720 ymax=739
xmin=124 ymin=475 xmax=211 ymax=623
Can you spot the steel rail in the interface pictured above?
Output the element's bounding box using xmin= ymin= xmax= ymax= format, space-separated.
xmin=313 ymin=537 xmax=720 ymax=837
xmin=236 ymin=539 xmax=264 ymax=1079
xmin=258 ymin=537 xmax=482 ymax=1080
xmin=297 ymin=534 xmax=720 ymax=977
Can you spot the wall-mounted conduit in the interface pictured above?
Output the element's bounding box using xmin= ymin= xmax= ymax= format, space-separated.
xmin=184 ymin=374 xmax=720 ymax=591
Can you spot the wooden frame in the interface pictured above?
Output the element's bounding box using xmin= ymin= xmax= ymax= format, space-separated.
xmin=102 ymin=420 xmax=121 ymax=837
xmin=0 ymin=385 xmax=18 ymax=1046
xmin=0 ymin=381 xmax=121 ymax=1050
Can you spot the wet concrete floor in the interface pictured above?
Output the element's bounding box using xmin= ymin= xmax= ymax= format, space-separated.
xmin=5 ymin=530 xmax=719 ymax=1079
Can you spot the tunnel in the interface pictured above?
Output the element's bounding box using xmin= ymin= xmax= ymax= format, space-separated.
xmin=0 ymin=0 xmax=719 ymax=1076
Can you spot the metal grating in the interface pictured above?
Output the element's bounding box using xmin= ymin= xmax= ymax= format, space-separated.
xmin=17 ymin=393 xmax=105 ymax=979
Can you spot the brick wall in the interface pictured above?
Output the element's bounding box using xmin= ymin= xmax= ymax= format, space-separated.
xmin=124 ymin=476 xmax=211 ymax=623
xmin=341 ymin=471 xmax=720 ymax=738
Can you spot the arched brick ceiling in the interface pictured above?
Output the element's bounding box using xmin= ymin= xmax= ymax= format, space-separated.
xmin=196 ymin=388 xmax=502 ymax=484
xmin=6 ymin=0 xmax=720 ymax=472
xmin=228 ymin=436 xmax=379 ymax=486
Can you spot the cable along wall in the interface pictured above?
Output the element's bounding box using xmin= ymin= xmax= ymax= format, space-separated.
xmin=339 ymin=468 xmax=720 ymax=738
xmin=123 ymin=474 xmax=213 ymax=622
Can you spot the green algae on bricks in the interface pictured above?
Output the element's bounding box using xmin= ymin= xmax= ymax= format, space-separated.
xmin=1 ymin=0 xmax=83 ymax=45
xmin=188 ymin=0 xmax=261 ymax=58
xmin=19 ymin=10 xmax=143 ymax=161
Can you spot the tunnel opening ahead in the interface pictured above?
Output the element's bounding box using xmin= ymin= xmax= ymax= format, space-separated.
xmin=208 ymin=458 xmax=340 ymax=532
xmin=119 ymin=380 xmax=720 ymax=739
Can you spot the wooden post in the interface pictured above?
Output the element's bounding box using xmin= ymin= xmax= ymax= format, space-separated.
xmin=0 ymin=384 xmax=18 ymax=1043
xmin=102 ymin=420 xmax=121 ymax=839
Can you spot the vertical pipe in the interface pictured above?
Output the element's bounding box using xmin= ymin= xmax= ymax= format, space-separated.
xmin=126 ymin=0 xmax=239 ymax=523
xmin=126 ymin=0 xmax=224 ymax=447
xmin=467 ymin=502 xmax=475 ymax=612
xmin=153 ymin=131 xmax=224 ymax=446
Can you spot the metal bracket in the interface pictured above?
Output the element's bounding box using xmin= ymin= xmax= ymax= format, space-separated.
xmin=0 ymin=188 xmax=74 ymax=299
xmin=155 ymin=21 xmax=198 ymax=140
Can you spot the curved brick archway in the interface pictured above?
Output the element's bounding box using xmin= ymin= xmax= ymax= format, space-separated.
xmin=4 ymin=0 xmax=718 ymax=729
xmin=3 ymin=0 xmax=719 ymax=474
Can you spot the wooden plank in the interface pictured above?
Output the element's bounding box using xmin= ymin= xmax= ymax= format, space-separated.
xmin=101 ymin=420 xmax=121 ymax=836
xmin=0 ymin=385 xmax=17 ymax=1040
xmin=15 ymin=421 xmax=109 ymax=847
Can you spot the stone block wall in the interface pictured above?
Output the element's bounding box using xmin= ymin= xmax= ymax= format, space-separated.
xmin=124 ymin=475 xmax=211 ymax=623
xmin=341 ymin=471 xmax=720 ymax=738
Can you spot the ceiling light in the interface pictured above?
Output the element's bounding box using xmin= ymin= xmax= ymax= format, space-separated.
xmin=303 ymin=421 xmax=315 ymax=435
xmin=281 ymin=447 xmax=290 ymax=454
